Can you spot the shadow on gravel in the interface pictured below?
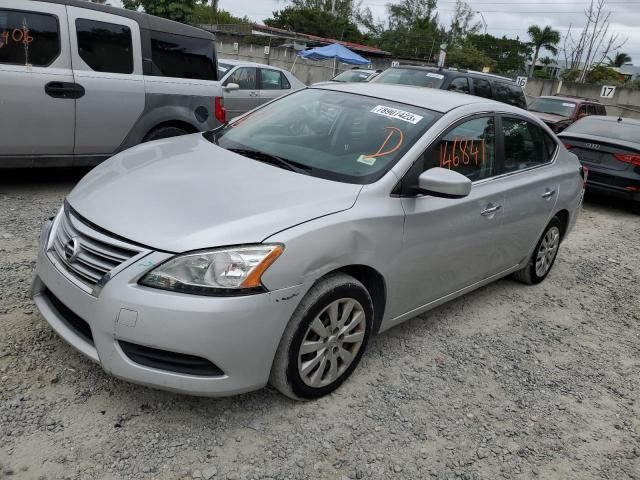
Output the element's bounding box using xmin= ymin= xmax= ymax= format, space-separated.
xmin=583 ymin=190 xmax=639 ymax=216
xmin=0 ymin=167 xmax=92 ymax=186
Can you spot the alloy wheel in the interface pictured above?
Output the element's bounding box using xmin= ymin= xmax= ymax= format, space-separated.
xmin=535 ymin=226 xmax=560 ymax=277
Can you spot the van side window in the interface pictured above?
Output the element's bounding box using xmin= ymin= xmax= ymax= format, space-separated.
xmin=502 ymin=117 xmax=552 ymax=173
xmin=494 ymin=83 xmax=527 ymax=109
xmin=448 ymin=77 xmax=470 ymax=94
xmin=0 ymin=9 xmax=60 ymax=66
xmin=472 ymin=78 xmax=492 ymax=99
xmin=423 ymin=116 xmax=496 ymax=181
xmin=150 ymin=31 xmax=216 ymax=80
xmin=76 ymin=19 xmax=133 ymax=74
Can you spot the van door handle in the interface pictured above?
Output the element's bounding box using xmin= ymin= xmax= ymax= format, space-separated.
xmin=541 ymin=189 xmax=556 ymax=199
xmin=480 ymin=204 xmax=502 ymax=216
xmin=45 ymin=82 xmax=85 ymax=99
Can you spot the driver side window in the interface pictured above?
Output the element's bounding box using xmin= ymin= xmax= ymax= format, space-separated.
xmin=225 ymin=67 xmax=256 ymax=89
xmin=422 ymin=116 xmax=496 ymax=181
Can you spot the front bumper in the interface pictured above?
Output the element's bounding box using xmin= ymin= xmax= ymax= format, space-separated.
xmin=31 ymin=220 xmax=306 ymax=396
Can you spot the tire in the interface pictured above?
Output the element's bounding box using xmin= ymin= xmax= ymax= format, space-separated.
xmin=269 ymin=273 xmax=373 ymax=400
xmin=632 ymin=202 xmax=640 ymax=215
xmin=143 ymin=126 xmax=189 ymax=142
xmin=512 ymin=217 xmax=563 ymax=285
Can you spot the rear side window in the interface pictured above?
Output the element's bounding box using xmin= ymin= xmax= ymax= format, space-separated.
xmin=373 ymin=68 xmax=445 ymax=88
xmin=494 ymin=82 xmax=527 ymax=109
xmin=448 ymin=77 xmax=470 ymax=94
xmin=150 ymin=31 xmax=216 ymax=80
xmin=472 ymin=78 xmax=492 ymax=99
xmin=260 ymin=69 xmax=290 ymax=89
xmin=76 ymin=19 xmax=132 ymax=74
xmin=502 ymin=117 xmax=553 ymax=173
xmin=0 ymin=9 xmax=59 ymax=66
xmin=423 ymin=116 xmax=496 ymax=181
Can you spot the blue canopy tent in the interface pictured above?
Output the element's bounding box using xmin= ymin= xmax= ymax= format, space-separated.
xmin=296 ymin=43 xmax=370 ymax=77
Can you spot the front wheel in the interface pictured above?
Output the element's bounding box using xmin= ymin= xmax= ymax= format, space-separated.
xmin=269 ymin=273 xmax=373 ymax=400
xmin=513 ymin=217 xmax=563 ymax=285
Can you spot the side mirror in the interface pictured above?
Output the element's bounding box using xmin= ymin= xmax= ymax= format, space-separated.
xmin=223 ymin=83 xmax=240 ymax=92
xmin=418 ymin=167 xmax=471 ymax=198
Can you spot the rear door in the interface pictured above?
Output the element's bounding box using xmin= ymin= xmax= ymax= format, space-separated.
xmin=258 ymin=67 xmax=291 ymax=105
xmin=0 ymin=1 xmax=74 ymax=157
xmin=222 ymin=66 xmax=259 ymax=117
xmin=498 ymin=115 xmax=559 ymax=266
xmin=67 ymin=7 xmax=144 ymax=155
xmin=471 ymin=77 xmax=493 ymax=100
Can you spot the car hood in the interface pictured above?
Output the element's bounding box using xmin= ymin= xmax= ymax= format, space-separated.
xmin=532 ymin=111 xmax=569 ymax=125
xmin=67 ymin=134 xmax=362 ymax=252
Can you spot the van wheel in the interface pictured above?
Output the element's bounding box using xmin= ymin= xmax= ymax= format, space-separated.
xmin=513 ymin=217 xmax=562 ymax=285
xmin=269 ymin=273 xmax=373 ymax=400
xmin=143 ymin=126 xmax=189 ymax=142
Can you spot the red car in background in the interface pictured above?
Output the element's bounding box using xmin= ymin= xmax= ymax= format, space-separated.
xmin=529 ymin=95 xmax=607 ymax=133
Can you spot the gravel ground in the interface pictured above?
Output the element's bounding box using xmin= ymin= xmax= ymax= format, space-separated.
xmin=1 ymin=169 xmax=639 ymax=480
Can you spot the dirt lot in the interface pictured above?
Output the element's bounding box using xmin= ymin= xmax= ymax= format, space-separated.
xmin=0 ymin=169 xmax=639 ymax=480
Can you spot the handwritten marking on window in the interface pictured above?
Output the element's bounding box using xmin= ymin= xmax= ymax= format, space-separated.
xmin=0 ymin=28 xmax=33 ymax=49
xmin=439 ymin=137 xmax=485 ymax=170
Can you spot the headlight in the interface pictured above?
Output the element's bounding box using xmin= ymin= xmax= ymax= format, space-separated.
xmin=139 ymin=244 xmax=283 ymax=296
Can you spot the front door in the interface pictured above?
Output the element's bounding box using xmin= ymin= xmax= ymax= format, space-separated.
xmin=0 ymin=1 xmax=75 ymax=157
xmin=498 ymin=116 xmax=559 ymax=266
xmin=258 ymin=67 xmax=290 ymax=106
xmin=223 ymin=66 xmax=259 ymax=118
xmin=395 ymin=115 xmax=510 ymax=312
xmin=67 ymin=6 xmax=144 ymax=155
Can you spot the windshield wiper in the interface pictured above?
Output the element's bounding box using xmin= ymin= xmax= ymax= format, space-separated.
xmin=227 ymin=148 xmax=311 ymax=173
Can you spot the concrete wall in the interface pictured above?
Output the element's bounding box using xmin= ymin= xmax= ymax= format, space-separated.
xmin=524 ymin=78 xmax=640 ymax=119
xmin=216 ymin=40 xmax=391 ymax=85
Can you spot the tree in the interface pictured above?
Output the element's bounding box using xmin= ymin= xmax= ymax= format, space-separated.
xmin=192 ymin=2 xmax=251 ymax=25
xmin=448 ymin=0 xmax=481 ymax=46
xmin=585 ymin=65 xmax=624 ymax=84
xmin=122 ymin=0 xmax=196 ymax=23
xmin=608 ymin=51 xmax=632 ymax=67
xmin=527 ymin=25 xmax=560 ymax=78
xmin=467 ymin=34 xmax=531 ymax=74
xmin=264 ymin=7 xmax=364 ymax=43
xmin=446 ymin=42 xmax=494 ymax=70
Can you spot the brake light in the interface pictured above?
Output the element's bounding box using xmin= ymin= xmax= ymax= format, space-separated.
xmin=214 ymin=96 xmax=226 ymax=124
xmin=564 ymin=143 xmax=574 ymax=150
xmin=580 ymin=165 xmax=588 ymax=188
xmin=613 ymin=153 xmax=640 ymax=166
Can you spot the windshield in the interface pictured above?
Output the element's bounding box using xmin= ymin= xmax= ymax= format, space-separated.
xmin=332 ymin=70 xmax=374 ymax=82
xmin=529 ymin=98 xmax=576 ymax=117
xmin=218 ymin=62 xmax=233 ymax=78
xmin=207 ymin=88 xmax=439 ymax=184
xmin=565 ymin=117 xmax=640 ymax=144
xmin=372 ymin=68 xmax=445 ymax=88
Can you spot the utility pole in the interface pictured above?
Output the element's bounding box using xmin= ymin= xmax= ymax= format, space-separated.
xmin=331 ymin=0 xmax=336 ymax=15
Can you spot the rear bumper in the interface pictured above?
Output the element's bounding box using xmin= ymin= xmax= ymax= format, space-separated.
xmin=32 ymin=220 xmax=306 ymax=397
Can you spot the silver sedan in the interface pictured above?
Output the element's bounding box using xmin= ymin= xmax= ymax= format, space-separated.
xmin=31 ymin=84 xmax=585 ymax=399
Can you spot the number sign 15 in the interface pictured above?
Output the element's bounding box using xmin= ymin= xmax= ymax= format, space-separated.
xmin=600 ymin=85 xmax=616 ymax=99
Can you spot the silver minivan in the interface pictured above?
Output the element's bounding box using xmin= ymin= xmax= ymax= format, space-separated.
xmin=0 ymin=0 xmax=224 ymax=168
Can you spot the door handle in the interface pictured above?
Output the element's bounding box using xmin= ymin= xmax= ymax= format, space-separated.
xmin=541 ymin=189 xmax=556 ymax=199
xmin=249 ymin=91 xmax=258 ymax=97
xmin=480 ymin=204 xmax=502 ymax=216
xmin=45 ymin=82 xmax=85 ymax=99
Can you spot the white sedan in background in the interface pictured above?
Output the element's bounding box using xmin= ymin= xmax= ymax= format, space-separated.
xmin=217 ymin=59 xmax=306 ymax=118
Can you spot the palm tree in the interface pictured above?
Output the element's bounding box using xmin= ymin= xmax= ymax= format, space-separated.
xmin=527 ymin=25 xmax=561 ymax=78
xmin=608 ymin=52 xmax=632 ymax=67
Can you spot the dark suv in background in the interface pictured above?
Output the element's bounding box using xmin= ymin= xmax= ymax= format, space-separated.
xmin=371 ymin=66 xmax=527 ymax=109
xmin=529 ymin=95 xmax=607 ymax=133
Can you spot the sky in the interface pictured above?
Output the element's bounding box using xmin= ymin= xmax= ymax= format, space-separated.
xmin=113 ymin=0 xmax=640 ymax=64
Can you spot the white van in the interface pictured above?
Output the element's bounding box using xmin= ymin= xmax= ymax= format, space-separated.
xmin=0 ymin=0 xmax=225 ymax=168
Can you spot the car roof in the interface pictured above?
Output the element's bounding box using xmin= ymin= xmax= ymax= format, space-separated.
xmin=539 ymin=96 xmax=594 ymax=104
xmin=37 ymin=0 xmax=213 ymax=39
xmin=311 ymin=82 xmax=504 ymax=113
xmin=217 ymin=59 xmax=293 ymax=73
xmin=385 ymin=65 xmax=515 ymax=83
xmin=576 ymin=115 xmax=640 ymax=126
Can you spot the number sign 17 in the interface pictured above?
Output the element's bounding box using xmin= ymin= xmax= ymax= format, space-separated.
xmin=600 ymin=85 xmax=616 ymax=99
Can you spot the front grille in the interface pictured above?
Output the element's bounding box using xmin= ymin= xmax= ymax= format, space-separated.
xmin=48 ymin=208 xmax=142 ymax=293
xmin=119 ymin=341 xmax=224 ymax=377
xmin=44 ymin=289 xmax=94 ymax=345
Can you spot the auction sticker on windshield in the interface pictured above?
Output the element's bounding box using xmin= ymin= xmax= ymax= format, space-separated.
xmin=426 ymin=72 xmax=444 ymax=79
xmin=370 ymin=105 xmax=423 ymax=124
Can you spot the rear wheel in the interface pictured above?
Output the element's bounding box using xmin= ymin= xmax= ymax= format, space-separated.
xmin=269 ymin=273 xmax=373 ymax=400
xmin=143 ymin=126 xmax=189 ymax=142
xmin=513 ymin=217 xmax=562 ymax=285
